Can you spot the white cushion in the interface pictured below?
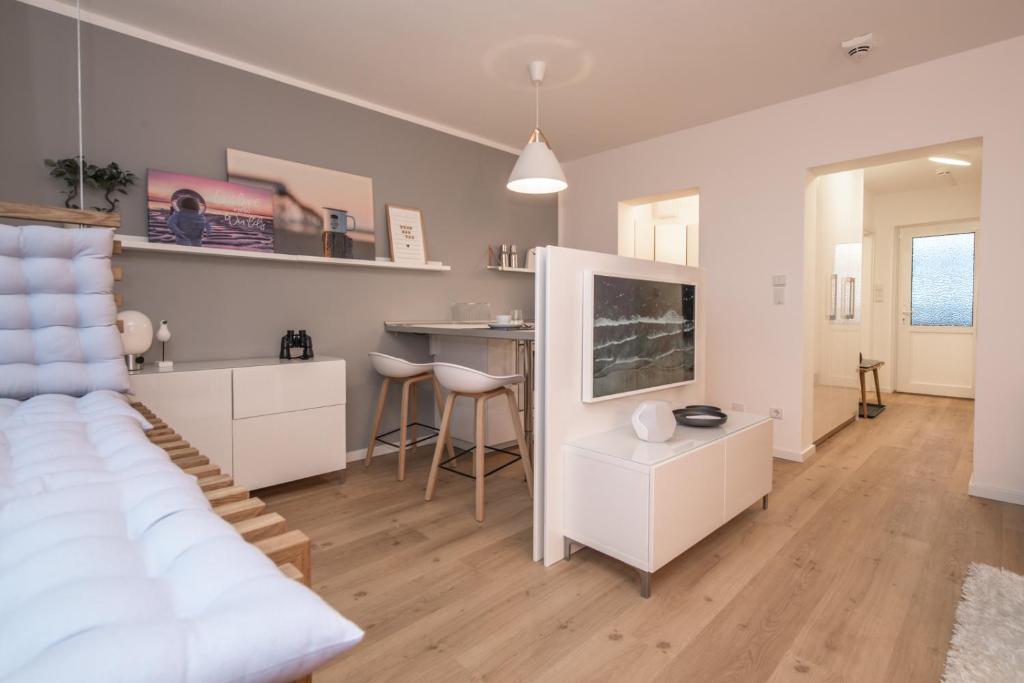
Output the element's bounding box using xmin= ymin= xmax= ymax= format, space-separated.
xmin=0 ymin=224 xmax=129 ymax=399
xmin=0 ymin=391 xmax=363 ymax=682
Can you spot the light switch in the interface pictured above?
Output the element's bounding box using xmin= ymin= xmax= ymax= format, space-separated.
xmin=873 ymin=285 xmax=884 ymax=303
xmin=772 ymin=274 xmax=786 ymax=287
xmin=773 ymin=287 xmax=786 ymax=305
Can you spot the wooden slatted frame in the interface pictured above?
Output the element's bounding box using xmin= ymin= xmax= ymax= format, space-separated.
xmin=134 ymin=401 xmax=313 ymax=585
xmin=1 ymin=203 xmax=316 ymax=683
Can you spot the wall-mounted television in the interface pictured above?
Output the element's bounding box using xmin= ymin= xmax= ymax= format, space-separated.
xmin=582 ymin=272 xmax=696 ymax=402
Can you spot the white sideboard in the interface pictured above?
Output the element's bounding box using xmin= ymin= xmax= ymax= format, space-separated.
xmin=129 ymin=356 xmax=346 ymax=490
xmin=563 ymin=411 xmax=772 ymax=596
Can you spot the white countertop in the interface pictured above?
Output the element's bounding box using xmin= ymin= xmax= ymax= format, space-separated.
xmin=566 ymin=411 xmax=771 ymax=466
xmin=385 ymin=320 xmax=535 ymax=341
xmin=130 ymin=355 xmax=344 ymax=375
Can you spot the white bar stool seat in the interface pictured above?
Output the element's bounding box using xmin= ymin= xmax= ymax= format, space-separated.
xmin=432 ymin=363 xmax=524 ymax=395
xmin=366 ymin=352 xmax=454 ymax=481
xmin=425 ymin=362 xmax=533 ymax=522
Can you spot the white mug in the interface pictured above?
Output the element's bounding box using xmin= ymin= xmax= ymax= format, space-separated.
xmin=495 ymin=314 xmax=512 ymax=325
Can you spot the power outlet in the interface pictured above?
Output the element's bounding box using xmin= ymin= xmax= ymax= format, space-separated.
xmin=769 ymin=407 xmax=783 ymax=419
xmin=732 ymin=402 xmax=745 ymax=411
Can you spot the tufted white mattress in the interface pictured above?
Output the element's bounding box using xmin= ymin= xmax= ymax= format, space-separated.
xmin=0 ymin=224 xmax=130 ymax=400
xmin=0 ymin=391 xmax=362 ymax=682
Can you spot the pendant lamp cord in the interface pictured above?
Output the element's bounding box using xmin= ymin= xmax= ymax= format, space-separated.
xmin=75 ymin=0 xmax=84 ymax=208
xmin=534 ymin=80 xmax=540 ymax=130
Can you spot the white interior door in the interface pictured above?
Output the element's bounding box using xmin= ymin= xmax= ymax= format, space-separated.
xmin=895 ymin=224 xmax=977 ymax=398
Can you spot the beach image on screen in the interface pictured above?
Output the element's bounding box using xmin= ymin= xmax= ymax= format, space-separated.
xmin=592 ymin=275 xmax=695 ymax=399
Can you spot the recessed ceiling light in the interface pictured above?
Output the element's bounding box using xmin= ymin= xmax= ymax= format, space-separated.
xmin=928 ymin=155 xmax=972 ymax=167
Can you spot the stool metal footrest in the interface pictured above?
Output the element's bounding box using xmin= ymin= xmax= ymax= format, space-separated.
xmin=438 ymin=444 xmax=523 ymax=479
xmin=373 ymin=422 xmax=441 ymax=450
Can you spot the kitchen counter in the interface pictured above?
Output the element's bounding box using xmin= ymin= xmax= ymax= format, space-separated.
xmin=384 ymin=321 xmax=535 ymax=341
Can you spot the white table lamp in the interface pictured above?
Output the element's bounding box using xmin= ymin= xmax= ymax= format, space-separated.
xmin=117 ymin=310 xmax=153 ymax=372
xmin=156 ymin=320 xmax=173 ymax=370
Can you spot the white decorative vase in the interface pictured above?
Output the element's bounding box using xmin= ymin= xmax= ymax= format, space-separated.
xmin=631 ymin=400 xmax=676 ymax=443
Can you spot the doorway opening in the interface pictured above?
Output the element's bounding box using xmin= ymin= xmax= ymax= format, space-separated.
xmin=617 ymin=188 xmax=699 ymax=266
xmin=808 ymin=139 xmax=981 ymax=444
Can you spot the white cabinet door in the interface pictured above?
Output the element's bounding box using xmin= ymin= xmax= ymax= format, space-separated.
xmin=724 ymin=421 xmax=773 ymax=520
xmin=233 ymin=361 xmax=346 ymax=419
xmin=233 ymin=404 xmax=346 ymax=489
xmin=651 ymin=441 xmax=726 ymax=572
xmin=564 ymin=449 xmax=650 ymax=570
xmin=130 ymin=369 xmax=233 ymax=475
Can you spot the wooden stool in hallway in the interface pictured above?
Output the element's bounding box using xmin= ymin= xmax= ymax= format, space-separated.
xmin=366 ymin=352 xmax=454 ymax=481
xmin=425 ymin=362 xmax=533 ymax=522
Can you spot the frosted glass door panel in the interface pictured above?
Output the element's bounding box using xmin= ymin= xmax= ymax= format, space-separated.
xmin=911 ymin=233 xmax=975 ymax=327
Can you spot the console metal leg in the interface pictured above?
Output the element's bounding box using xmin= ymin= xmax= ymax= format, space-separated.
xmin=563 ymin=537 xmax=573 ymax=561
xmin=763 ymin=494 xmax=768 ymax=510
xmin=639 ymin=571 xmax=652 ymax=599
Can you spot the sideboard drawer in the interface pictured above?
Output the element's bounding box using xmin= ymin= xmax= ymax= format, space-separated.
xmin=232 ymin=360 xmax=346 ymax=419
xmin=233 ymin=404 xmax=346 ymax=489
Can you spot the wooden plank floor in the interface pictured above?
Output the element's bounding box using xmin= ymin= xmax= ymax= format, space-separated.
xmin=260 ymin=393 xmax=1024 ymax=682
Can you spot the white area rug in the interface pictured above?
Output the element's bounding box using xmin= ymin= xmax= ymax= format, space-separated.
xmin=943 ymin=563 xmax=1024 ymax=682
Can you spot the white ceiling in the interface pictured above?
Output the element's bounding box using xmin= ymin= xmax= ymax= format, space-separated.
xmin=31 ymin=0 xmax=1024 ymax=160
xmin=864 ymin=142 xmax=982 ymax=194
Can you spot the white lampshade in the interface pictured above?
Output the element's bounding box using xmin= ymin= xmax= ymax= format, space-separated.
xmin=507 ymin=135 xmax=568 ymax=194
xmin=117 ymin=310 xmax=153 ymax=355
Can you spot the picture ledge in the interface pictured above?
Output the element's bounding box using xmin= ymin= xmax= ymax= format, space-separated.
xmin=116 ymin=235 xmax=451 ymax=271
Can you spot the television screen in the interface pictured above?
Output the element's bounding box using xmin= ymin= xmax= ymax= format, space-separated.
xmin=586 ymin=273 xmax=696 ymax=401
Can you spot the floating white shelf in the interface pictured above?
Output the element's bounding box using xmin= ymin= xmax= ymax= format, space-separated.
xmin=117 ymin=235 xmax=451 ymax=271
xmin=486 ymin=265 xmax=535 ymax=274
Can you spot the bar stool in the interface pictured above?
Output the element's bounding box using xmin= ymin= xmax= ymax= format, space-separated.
xmin=425 ymin=362 xmax=533 ymax=522
xmin=366 ymin=352 xmax=454 ymax=481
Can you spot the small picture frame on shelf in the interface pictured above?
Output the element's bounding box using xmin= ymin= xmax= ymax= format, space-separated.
xmin=386 ymin=205 xmax=427 ymax=265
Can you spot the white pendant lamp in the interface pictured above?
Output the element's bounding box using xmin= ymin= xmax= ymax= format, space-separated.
xmin=507 ymin=61 xmax=567 ymax=194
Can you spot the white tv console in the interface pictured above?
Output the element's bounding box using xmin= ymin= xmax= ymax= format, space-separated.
xmin=562 ymin=411 xmax=772 ymax=597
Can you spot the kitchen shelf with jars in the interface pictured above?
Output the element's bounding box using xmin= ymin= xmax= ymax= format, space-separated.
xmin=486 ymin=243 xmax=536 ymax=274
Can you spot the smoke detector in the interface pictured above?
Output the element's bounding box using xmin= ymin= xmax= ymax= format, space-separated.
xmin=842 ymin=33 xmax=875 ymax=61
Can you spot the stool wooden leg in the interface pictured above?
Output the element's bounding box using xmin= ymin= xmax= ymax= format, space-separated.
xmin=366 ymin=378 xmax=390 ymax=467
xmin=474 ymin=397 xmax=486 ymax=522
xmin=505 ymin=388 xmax=533 ymax=497
xmin=425 ymin=393 xmax=456 ymax=501
xmin=873 ymin=367 xmax=882 ymax=406
xmin=859 ymin=371 xmax=867 ymax=418
xmin=432 ymin=377 xmax=457 ymax=464
xmin=398 ymin=379 xmax=412 ymax=481
xmin=409 ymin=381 xmax=418 ymax=454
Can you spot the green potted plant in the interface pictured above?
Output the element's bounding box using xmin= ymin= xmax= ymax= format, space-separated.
xmin=44 ymin=156 xmax=138 ymax=212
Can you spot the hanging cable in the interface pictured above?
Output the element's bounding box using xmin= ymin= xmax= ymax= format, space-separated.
xmin=75 ymin=0 xmax=84 ymax=208
xmin=535 ymin=80 xmax=540 ymax=130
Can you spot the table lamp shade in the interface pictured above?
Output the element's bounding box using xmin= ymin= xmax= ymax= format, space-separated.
xmin=117 ymin=310 xmax=153 ymax=355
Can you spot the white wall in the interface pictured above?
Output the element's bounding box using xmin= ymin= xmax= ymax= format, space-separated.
xmin=864 ymin=183 xmax=982 ymax=391
xmin=559 ymin=36 xmax=1024 ymax=502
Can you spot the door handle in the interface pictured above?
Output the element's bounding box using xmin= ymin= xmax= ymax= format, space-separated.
xmin=844 ymin=277 xmax=856 ymax=320
xmin=829 ymin=274 xmax=838 ymax=321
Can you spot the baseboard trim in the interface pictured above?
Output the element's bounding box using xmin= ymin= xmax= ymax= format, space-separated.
xmin=773 ymin=444 xmax=815 ymax=462
xmin=968 ymin=478 xmax=1024 ymax=505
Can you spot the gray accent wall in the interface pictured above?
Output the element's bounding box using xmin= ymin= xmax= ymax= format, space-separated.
xmin=0 ymin=3 xmax=556 ymax=453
